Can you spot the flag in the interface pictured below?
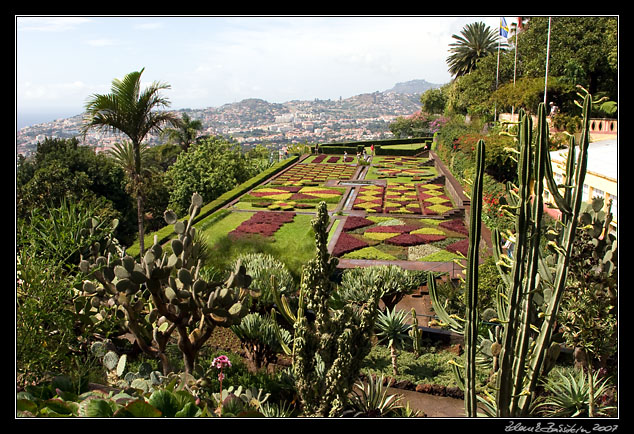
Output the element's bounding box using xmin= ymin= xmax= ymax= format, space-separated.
xmin=500 ymin=17 xmax=509 ymax=38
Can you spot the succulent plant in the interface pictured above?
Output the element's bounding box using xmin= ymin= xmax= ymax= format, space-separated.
xmin=279 ymin=202 xmax=383 ymax=417
xmin=429 ymin=90 xmax=595 ymax=417
xmin=78 ymin=193 xmax=258 ymax=376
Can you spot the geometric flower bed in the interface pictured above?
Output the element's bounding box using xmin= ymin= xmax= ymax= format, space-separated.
xmin=369 ymin=156 xmax=437 ymax=181
xmin=270 ymin=163 xmax=357 ymax=186
xmin=228 ymin=211 xmax=296 ymax=240
xmin=310 ymin=154 xmax=355 ymax=164
xmin=331 ymin=232 xmax=369 ymax=257
xmin=352 ymin=182 xmax=455 ymax=215
xmin=352 ymin=184 xmax=384 ymax=213
xmin=240 ymin=185 xmax=345 ymax=210
xmin=383 ymin=183 xmax=421 ymax=214
xmin=331 ymin=216 xmax=469 ymax=261
xmin=418 ymin=183 xmax=455 ymax=215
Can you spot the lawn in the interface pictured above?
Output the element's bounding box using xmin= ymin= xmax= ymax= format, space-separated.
xmin=199 ymin=210 xmax=315 ymax=279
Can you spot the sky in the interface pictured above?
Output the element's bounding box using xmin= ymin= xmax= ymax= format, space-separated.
xmin=16 ymin=15 xmax=513 ymax=129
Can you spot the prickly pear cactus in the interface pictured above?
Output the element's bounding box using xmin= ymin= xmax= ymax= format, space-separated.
xmin=78 ymin=193 xmax=258 ymax=375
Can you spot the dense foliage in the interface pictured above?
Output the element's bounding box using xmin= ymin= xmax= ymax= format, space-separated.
xmin=440 ymin=16 xmax=617 ymax=119
xmin=165 ymin=136 xmax=267 ymax=216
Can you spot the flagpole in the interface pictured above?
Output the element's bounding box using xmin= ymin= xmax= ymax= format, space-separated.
xmin=495 ymin=36 xmax=500 ymax=122
xmin=495 ymin=17 xmax=505 ymax=123
xmin=544 ymin=17 xmax=552 ymax=106
xmin=512 ymin=19 xmax=519 ymax=120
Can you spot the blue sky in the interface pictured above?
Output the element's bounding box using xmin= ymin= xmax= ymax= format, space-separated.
xmin=16 ymin=15 xmax=512 ymax=128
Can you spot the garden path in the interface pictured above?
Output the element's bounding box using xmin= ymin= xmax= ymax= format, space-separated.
xmin=388 ymin=386 xmax=467 ymax=417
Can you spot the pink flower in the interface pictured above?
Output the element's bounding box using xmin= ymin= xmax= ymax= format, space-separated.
xmin=212 ymin=355 xmax=232 ymax=369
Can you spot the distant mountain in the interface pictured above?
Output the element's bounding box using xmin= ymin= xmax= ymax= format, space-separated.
xmin=385 ymin=79 xmax=444 ymax=95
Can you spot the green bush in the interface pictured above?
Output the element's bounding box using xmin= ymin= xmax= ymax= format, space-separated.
xmin=16 ymin=199 xmax=120 ymax=386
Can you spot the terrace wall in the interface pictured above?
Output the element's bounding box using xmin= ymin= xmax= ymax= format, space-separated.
xmin=429 ymin=150 xmax=493 ymax=253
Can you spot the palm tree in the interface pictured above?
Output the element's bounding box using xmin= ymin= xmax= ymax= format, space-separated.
xmin=161 ymin=112 xmax=203 ymax=152
xmin=446 ymin=21 xmax=504 ymax=78
xmin=82 ymin=68 xmax=179 ymax=255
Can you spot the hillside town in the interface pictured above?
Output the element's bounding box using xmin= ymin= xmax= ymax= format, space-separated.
xmin=17 ymin=85 xmax=430 ymax=158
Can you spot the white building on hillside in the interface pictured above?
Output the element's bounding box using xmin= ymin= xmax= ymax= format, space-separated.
xmin=545 ymin=138 xmax=618 ymax=232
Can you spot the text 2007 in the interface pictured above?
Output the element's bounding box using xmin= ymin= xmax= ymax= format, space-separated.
xmin=592 ymin=426 xmax=618 ymax=433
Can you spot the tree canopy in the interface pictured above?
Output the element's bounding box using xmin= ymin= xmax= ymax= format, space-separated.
xmin=444 ymin=16 xmax=617 ymax=118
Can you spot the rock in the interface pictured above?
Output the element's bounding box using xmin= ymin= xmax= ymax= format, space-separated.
xmin=446 ymin=386 xmax=464 ymax=399
xmin=416 ymin=383 xmax=433 ymax=394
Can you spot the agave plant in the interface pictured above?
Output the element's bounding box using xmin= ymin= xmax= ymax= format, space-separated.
xmin=230 ymin=312 xmax=292 ymax=371
xmin=346 ymin=375 xmax=405 ymax=417
xmin=533 ymin=368 xmax=616 ymax=417
xmin=259 ymin=400 xmax=296 ymax=418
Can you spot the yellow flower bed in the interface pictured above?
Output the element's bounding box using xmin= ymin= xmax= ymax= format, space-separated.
xmin=363 ymin=232 xmax=400 ymax=241
xmin=411 ymin=227 xmax=446 ymax=235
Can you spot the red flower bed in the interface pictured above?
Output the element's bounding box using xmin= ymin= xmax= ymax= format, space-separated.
xmin=439 ymin=219 xmax=468 ymax=235
xmin=343 ymin=216 xmax=375 ymax=231
xmin=229 ymin=211 xmax=295 ymax=239
xmin=384 ymin=233 xmax=426 ymax=246
xmin=327 ymin=156 xmax=340 ymax=163
xmin=313 ymin=154 xmax=327 ymax=163
xmin=446 ymin=239 xmax=469 ymax=256
xmin=332 ymin=233 xmax=369 ymax=256
xmin=275 ymin=186 xmax=303 ymax=192
xmin=290 ymin=193 xmax=319 ymax=200
xmin=344 ymin=156 xmax=354 ymax=163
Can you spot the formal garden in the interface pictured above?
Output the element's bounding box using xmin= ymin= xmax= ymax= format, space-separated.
xmin=17 ymin=20 xmax=618 ymax=417
xmin=17 ymin=96 xmax=618 ymax=418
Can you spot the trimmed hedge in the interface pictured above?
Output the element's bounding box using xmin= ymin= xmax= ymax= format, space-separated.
xmin=127 ymin=156 xmax=299 ymax=257
xmin=312 ymin=137 xmax=433 ymax=154
xmin=374 ymin=143 xmax=429 ymax=156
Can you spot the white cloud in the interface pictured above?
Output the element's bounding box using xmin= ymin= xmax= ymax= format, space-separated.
xmin=16 ymin=16 xmax=92 ymax=32
xmin=133 ymin=22 xmax=164 ymax=30
xmin=85 ymin=38 xmax=119 ymax=47
xmin=17 ymin=80 xmax=106 ymax=111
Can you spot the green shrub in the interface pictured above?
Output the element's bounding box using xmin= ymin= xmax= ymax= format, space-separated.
xmin=233 ymin=253 xmax=296 ymax=309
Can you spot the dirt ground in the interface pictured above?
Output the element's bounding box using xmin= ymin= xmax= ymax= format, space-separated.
xmin=387 ymin=385 xmax=466 ymax=417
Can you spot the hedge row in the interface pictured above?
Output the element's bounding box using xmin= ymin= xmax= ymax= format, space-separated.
xmin=374 ymin=143 xmax=430 ymax=156
xmin=127 ymin=156 xmax=300 ymax=257
xmin=310 ymin=137 xmax=433 ymax=155
xmin=316 ymin=145 xmax=365 ymax=155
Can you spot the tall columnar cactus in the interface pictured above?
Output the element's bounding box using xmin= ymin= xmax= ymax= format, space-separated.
xmin=78 ymin=193 xmax=258 ymax=376
xmin=463 ymin=138 xmax=485 ymax=417
xmin=491 ymin=92 xmax=591 ymax=417
xmin=283 ymin=202 xmax=382 ymax=417
xmin=427 ymin=139 xmax=485 ymax=417
xmin=408 ymin=308 xmax=424 ymax=358
xmin=429 ymin=90 xmax=593 ymax=417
